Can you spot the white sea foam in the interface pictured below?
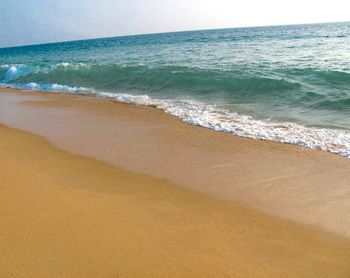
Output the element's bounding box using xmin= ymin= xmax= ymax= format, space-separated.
xmin=23 ymin=82 xmax=89 ymax=93
xmin=56 ymin=62 xmax=71 ymax=67
xmin=99 ymin=92 xmax=350 ymax=158
xmin=55 ymin=62 xmax=90 ymax=70
xmin=0 ymin=63 xmax=90 ymax=82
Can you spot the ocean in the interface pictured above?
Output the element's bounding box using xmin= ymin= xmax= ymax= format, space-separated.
xmin=0 ymin=22 xmax=349 ymax=157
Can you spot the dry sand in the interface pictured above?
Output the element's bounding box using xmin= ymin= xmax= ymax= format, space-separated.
xmin=1 ymin=124 xmax=350 ymax=277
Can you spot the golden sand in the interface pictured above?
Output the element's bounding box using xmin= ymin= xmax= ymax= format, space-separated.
xmin=1 ymin=124 xmax=350 ymax=277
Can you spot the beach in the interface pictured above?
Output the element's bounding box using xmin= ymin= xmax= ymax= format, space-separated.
xmin=1 ymin=88 xmax=350 ymax=236
xmin=1 ymin=87 xmax=350 ymax=277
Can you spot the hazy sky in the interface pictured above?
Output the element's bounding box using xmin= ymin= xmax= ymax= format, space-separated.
xmin=0 ymin=0 xmax=349 ymax=47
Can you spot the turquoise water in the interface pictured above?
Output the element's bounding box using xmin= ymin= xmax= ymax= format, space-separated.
xmin=1 ymin=22 xmax=350 ymax=157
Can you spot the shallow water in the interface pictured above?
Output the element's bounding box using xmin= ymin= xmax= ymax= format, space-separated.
xmin=1 ymin=22 xmax=350 ymax=156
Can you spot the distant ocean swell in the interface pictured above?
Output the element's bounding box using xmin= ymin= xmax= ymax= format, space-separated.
xmin=1 ymin=63 xmax=350 ymax=158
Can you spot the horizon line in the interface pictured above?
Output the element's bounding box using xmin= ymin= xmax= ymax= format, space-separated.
xmin=1 ymin=20 xmax=349 ymax=50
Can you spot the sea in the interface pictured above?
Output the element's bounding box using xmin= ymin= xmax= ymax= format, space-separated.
xmin=0 ymin=22 xmax=349 ymax=157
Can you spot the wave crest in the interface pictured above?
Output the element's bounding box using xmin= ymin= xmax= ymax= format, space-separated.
xmin=0 ymin=63 xmax=301 ymax=94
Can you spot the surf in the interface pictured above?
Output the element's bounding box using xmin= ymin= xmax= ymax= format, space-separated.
xmin=1 ymin=22 xmax=350 ymax=157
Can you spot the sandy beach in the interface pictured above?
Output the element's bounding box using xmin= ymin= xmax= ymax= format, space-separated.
xmin=1 ymin=88 xmax=350 ymax=277
xmin=1 ymin=88 xmax=350 ymax=236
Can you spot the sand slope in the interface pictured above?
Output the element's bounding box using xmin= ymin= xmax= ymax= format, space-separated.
xmin=1 ymin=125 xmax=350 ymax=277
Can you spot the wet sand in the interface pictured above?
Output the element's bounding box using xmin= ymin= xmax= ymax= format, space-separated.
xmin=0 ymin=88 xmax=350 ymax=238
xmin=1 ymin=120 xmax=350 ymax=277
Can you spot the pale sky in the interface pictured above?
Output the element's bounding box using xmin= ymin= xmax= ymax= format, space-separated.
xmin=0 ymin=0 xmax=349 ymax=48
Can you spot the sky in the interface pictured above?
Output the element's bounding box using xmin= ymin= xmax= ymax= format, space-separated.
xmin=0 ymin=0 xmax=349 ymax=48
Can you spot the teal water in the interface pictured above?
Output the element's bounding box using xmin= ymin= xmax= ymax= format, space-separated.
xmin=1 ymin=22 xmax=350 ymax=157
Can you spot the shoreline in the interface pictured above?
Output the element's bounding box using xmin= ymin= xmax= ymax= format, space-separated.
xmin=2 ymin=80 xmax=349 ymax=159
xmin=1 ymin=117 xmax=350 ymax=276
xmin=1 ymin=87 xmax=350 ymax=239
